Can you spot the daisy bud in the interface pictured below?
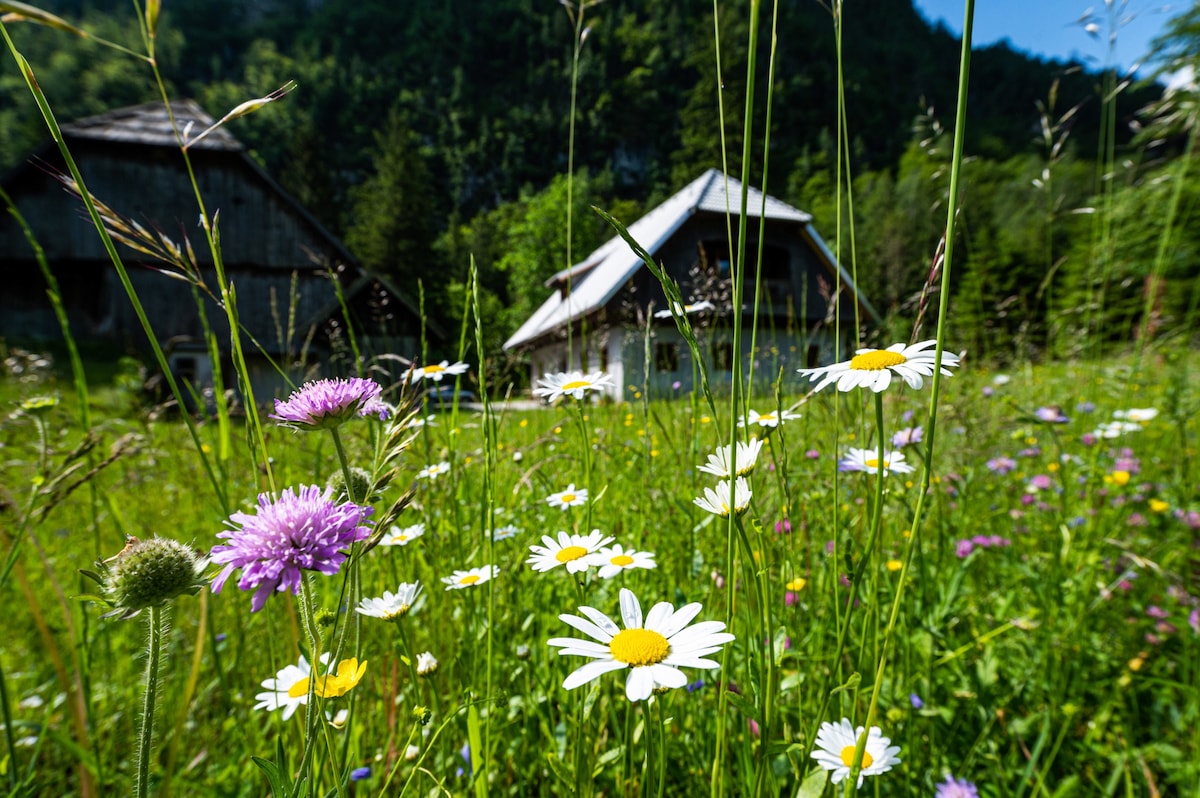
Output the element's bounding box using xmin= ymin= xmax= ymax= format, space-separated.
xmin=416 ymin=651 xmax=438 ymax=676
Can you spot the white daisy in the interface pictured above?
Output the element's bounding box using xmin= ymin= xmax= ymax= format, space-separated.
xmin=418 ymin=461 xmax=451 ymax=480
xmin=838 ymin=447 xmax=915 ymax=476
xmin=740 ymin=409 xmax=800 ymax=429
xmin=798 ymin=339 xmax=960 ymax=393
xmin=442 ymin=565 xmax=499 ymax=590
xmin=697 ymin=438 xmax=763 ymax=478
xmin=408 ymin=360 xmax=469 ymax=382
xmin=1093 ymin=420 xmax=1142 ymax=439
xmin=493 ymin=524 xmax=520 ymax=541
xmin=693 ymin=476 xmax=752 ymax=517
xmin=416 ymin=651 xmax=438 ymax=676
xmin=253 ymin=653 xmax=332 ymax=721
xmin=810 ymin=718 xmax=901 ymax=787
xmin=546 ymin=484 xmax=588 ymax=510
xmin=355 ymin=582 xmax=422 ymax=621
xmin=548 ymin=587 xmax=735 ymax=702
xmin=653 ymin=300 xmax=715 ymax=318
xmin=526 ymin=530 xmax=614 ymax=574
xmin=533 ymin=370 xmax=615 ymax=402
xmin=1113 ymin=408 xmax=1158 ymax=422
xmin=379 ymin=523 xmax=425 ymax=547
xmin=589 ymin=544 xmax=657 ymax=579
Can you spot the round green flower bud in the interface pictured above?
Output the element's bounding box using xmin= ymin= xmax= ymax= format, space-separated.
xmin=105 ymin=537 xmax=206 ymax=616
xmin=327 ymin=467 xmax=375 ymax=504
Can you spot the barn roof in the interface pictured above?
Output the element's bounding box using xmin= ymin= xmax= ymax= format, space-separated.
xmin=60 ymin=99 xmax=242 ymax=151
xmin=503 ymin=169 xmax=872 ymax=351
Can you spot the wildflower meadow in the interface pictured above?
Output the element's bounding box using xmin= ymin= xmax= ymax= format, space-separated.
xmin=2 ymin=1 xmax=1200 ymax=797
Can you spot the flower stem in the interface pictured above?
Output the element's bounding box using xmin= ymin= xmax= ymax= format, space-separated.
xmin=135 ymin=605 xmax=165 ymax=798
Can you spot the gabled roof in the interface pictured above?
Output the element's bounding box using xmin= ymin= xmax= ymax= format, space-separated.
xmin=504 ymin=169 xmax=865 ymax=351
xmin=60 ymin=99 xmax=242 ymax=151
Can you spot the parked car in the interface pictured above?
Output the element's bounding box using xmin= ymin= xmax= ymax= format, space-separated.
xmin=424 ymin=384 xmax=479 ymax=409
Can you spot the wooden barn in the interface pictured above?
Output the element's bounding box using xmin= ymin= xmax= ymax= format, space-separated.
xmin=503 ymin=169 xmax=879 ymax=400
xmin=0 ymin=100 xmax=432 ymax=403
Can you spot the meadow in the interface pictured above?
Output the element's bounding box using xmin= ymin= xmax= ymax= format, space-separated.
xmin=2 ymin=342 xmax=1198 ymax=797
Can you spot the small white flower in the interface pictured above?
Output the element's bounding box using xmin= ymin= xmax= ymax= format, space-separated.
xmin=379 ymin=523 xmax=425 ymax=547
xmin=493 ymin=524 xmax=520 ymax=541
xmin=838 ymin=448 xmax=915 ymax=476
xmin=697 ymin=438 xmax=763 ymax=478
xmin=798 ymin=340 xmax=960 ymax=393
xmin=408 ymin=360 xmax=469 ymax=382
xmin=356 ymin=582 xmax=422 ymax=621
xmin=810 ymin=718 xmax=901 ymax=787
xmin=418 ymin=461 xmax=451 ymax=480
xmin=546 ymin=483 xmax=588 ymax=510
xmin=548 ymin=587 xmax=735 ymax=702
xmin=693 ymin=476 xmax=752 ymax=517
xmin=442 ymin=565 xmax=499 ymax=590
xmin=416 ymin=651 xmax=438 ymax=676
xmin=740 ymin=409 xmax=800 ymax=429
xmin=254 ymin=653 xmax=332 ymax=721
xmin=404 ymin=744 xmax=420 ymax=761
xmin=1113 ymin=408 xmax=1158 ymax=423
xmin=1093 ymin=421 xmax=1142 ymax=439
xmin=588 ymin=544 xmax=657 ymax=579
xmin=533 ymin=371 xmax=615 ymax=402
xmin=527 ymin=530 xmax=614 ymax=574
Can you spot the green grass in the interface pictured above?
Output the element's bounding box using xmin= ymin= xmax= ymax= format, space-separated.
xmin=1 ymin=352 xmax=1197 ymax=797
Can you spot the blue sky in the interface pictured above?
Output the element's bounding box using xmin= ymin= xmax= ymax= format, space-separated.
xmin=910 ymin=0 xmax=1184 ymax=75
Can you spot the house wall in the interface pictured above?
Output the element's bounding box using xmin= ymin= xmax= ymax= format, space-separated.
xmin=618 ymin=325 xmax=850 ymax=401
xmin=526 ymin=327 xmax=624 ymax=401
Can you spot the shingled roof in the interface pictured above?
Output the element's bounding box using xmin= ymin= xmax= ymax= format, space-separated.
xmin=60 ymin=99 xmax=242 ymax=151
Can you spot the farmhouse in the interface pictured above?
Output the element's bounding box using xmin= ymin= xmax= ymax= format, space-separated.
xmin=0 ymin=100 xmax=429 ymax=402
xmin=503 ymin=169 xmax=879 ymax=401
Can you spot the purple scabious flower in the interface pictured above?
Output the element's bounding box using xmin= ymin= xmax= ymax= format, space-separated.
xmin=892 ymin=426 xmax=924 ymax=448
xmin=1035 ymin=406 xmax=1069 ymax=424
xmin=986 ymin=456 xmax=1016 ymax=475
xmin=936 ymin=775 xmax=979 ymax=798
xmin=211 ymin=485 xmax=373 ymax=612
xmin=270 ymin=377 xmax=387 ymax=430
xmin=350 ymin=766 xmax=371 ymax=781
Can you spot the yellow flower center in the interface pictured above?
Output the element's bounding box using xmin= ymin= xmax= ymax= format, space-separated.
xmin=556 ymin=545 xmax=588 ymax=563
xmin=609 ymin=628 xmax=670 ymax=667
xmin=864 ymin=458 xmax=890 ymax=469
xmin=561 ymin=380 xmax=591 ymax=391
xmin=611 ymin=554 xmax=635 ymax=567
xmin=425 ymin=364 xmax=445 ymax=373
xmin=560 ymin=493 xmax=577 ymax=504
xmin=849 ymin=350 xmax=906 ymax=371
xmin=287 ymin=677 xmax=309 ymax=699
xmin=459 ymin=575 xmax=481 ymax=586
xmin=839 ymin=746 xmax=874 ymax=769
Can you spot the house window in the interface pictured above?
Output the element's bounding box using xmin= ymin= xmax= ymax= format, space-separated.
xmin=713 ymin=341 xmax=734 ymax=371
xmin=655 ymin=342 xmax=679 ymax=373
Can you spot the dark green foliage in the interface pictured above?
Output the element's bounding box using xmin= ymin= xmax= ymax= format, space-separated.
xmin=3 ymin=0 xmax=1193 ymax=370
